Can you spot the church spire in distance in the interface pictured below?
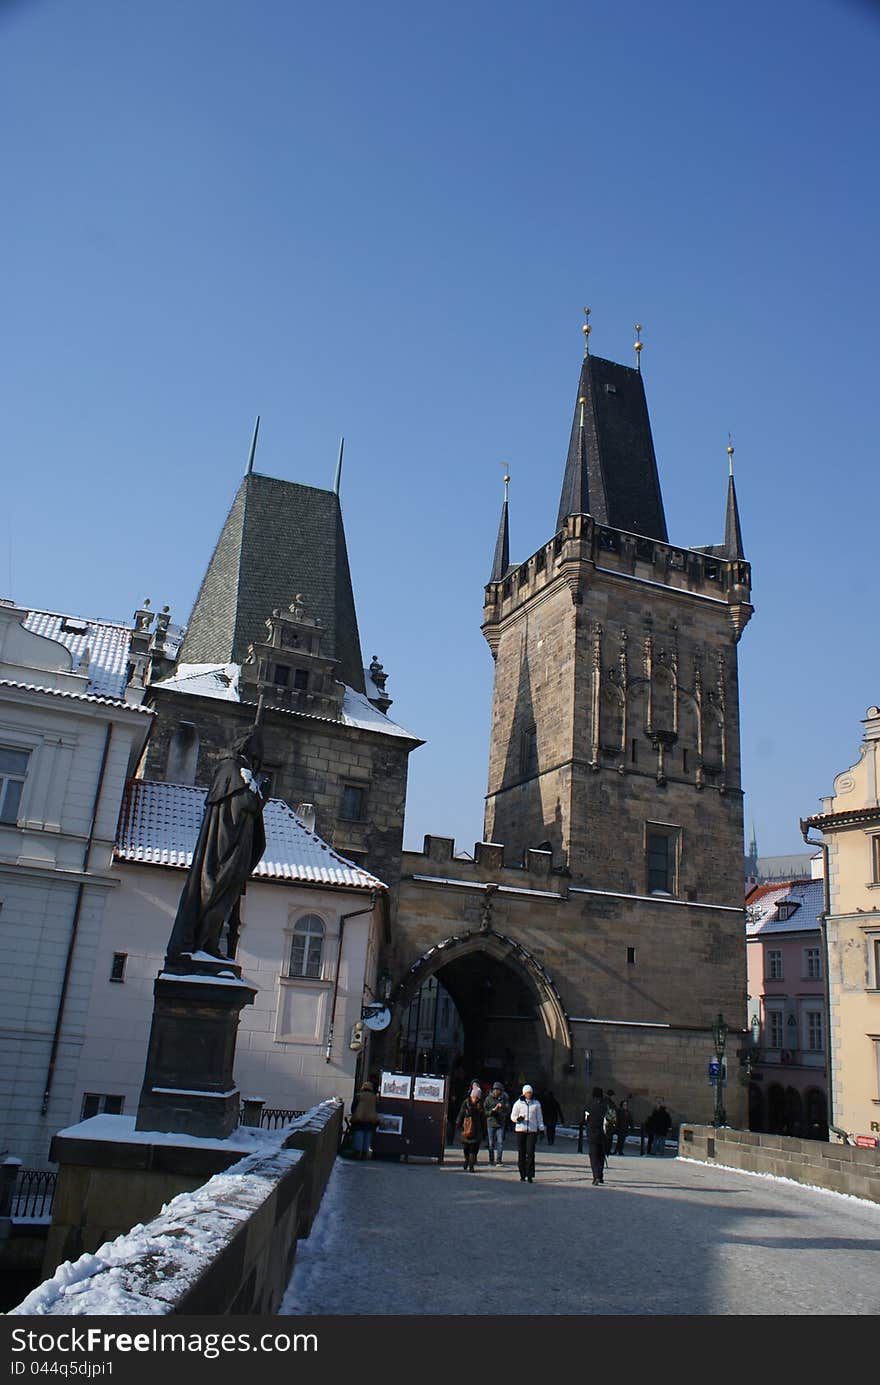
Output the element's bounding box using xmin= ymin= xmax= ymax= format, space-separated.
xmin=490 ymin=466 xmax=511 ymax=583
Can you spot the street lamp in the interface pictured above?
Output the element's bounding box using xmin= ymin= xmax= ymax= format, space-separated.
xmin=711 ymin=1012 xmax=729 ymax=1127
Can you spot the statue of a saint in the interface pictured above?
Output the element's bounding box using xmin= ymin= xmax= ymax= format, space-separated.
xmin=165 ymin=725 xmax=267 ymax=964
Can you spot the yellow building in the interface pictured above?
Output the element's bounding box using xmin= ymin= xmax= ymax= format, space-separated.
xmin=802 ymin=706 xmax=880 ymax=1147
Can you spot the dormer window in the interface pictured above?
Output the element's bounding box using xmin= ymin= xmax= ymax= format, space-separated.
xmin=776 ymin=902 xmax=799 ymax=921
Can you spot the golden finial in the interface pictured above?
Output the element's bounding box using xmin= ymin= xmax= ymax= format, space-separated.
xmin=582 ymin=306 xmax=591 ymax=357
xmin=634 ymin=323 xmax=643 ymax=371
xmin=727 ymin=433 xmax=735 ymax=476
xmin=502 ymin=463 xmax=510 ymax=501
xmin=578 ymin=395 xmax=587 ymax=429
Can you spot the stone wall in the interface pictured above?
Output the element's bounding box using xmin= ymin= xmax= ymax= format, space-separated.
xmin=11 ymin=1100 xmax=343 ymax=1317
xmin=680 ymin=1123 xmax=880 ymax=1204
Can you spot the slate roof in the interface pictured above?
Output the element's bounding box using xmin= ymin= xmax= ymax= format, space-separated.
xmin=556 ymin=354 xmax=668 ymax=542
xmin=745 ymin=879 xmax=824 ymax=936
xmin=23 ymin=609 xmax=133 ymax=699
xmin=150 ymin=663 xmax=421 ymax=741
xmin=115 ymin=779 xmax=386 ymax=890
xmin=178 ymin=473 xmax=365 ymax=692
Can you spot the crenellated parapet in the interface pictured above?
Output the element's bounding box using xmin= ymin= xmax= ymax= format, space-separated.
xmin=483 ymin=511 xmax=752 ymax=650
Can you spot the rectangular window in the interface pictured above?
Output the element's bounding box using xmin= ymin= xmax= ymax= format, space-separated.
xmin=870 ymin=938 xmax=880 ymax=990
xmin=626 ymin=947 xmax=636 ymax=965
xmin=645 ymin=824 xmax=680 ymax=895
xmin=340 ymin=784 xmax=366 ymax=821
xmin=872 ymin=836 xmax=880 ymax=885
xmin=109 ymin=952 xmax=127 ymax=982
xmin=272 ymin=663 xmax=290 ymax=687
xmin=293 ymin=668 xmax=309 ymax=690
xmin=80 ymin=1093 xmax=124 ymax=1120
xmin=520 ymin=725 xmax=538 ymax=777
xmin=768 ymin=1010 xmax=784 ymax=1049
xmin=806 ymin=1011 xmax=824 ymax=1052
xmin=766 ymin=949 xmax=783 ymax=980
xmin=0 ymin=748 xmax=29 ymax=825
xmin=804 ymin=947 xmax=822 ymax=980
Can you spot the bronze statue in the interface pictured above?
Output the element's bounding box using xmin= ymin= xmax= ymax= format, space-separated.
xmin=165 ymin=724 xmax=267 ymax=964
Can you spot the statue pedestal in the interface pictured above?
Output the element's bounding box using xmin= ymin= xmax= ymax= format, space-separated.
xmin=136 ymin=954 xmax=257 ymax=1140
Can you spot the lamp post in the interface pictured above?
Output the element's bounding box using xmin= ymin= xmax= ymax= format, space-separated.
xmin=711 ymin=1012 xmax=729 ymax=1127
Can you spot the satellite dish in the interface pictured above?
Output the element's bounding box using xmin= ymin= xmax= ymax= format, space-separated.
xmin=363 ymin=1004 xmax=391 ymax=1032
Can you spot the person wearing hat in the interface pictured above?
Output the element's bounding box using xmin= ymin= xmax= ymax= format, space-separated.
xmin=484 ymin=1081 xmax=511 ymax=1165
xmin=455 ymin=1081 xmax=488 ymax=1170
xmin=509 ymin=1083 xmax=545 ymax=1182
xmin=349 ymin=1080 xmax=380 ymax=1160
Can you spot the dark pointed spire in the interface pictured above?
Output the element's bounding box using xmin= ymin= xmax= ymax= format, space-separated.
xmin=490 ymin=468 xmax=511 ymax=583
xmin=245 ymin=416 xmax=260 ymax=475
xmin=724 ymin=442 xmax=745 ymax=559
xmin=556 ymin=346 xmax=668 ymax=542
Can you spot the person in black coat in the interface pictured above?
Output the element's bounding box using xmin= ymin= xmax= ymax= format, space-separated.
xmin=614 ymin=1098 xmax=633 ymax=1155
xmin=455 ymin=1083 xmax=488 ymax=1170
xmin=541 ymin=1090 xmax=565 ymax=1145
xmin=584 ymin=1086 xmax=608 ymax=1185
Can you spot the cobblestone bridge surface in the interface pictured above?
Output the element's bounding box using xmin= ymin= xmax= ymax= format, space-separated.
xmin=280 ymin=1135 xmax=880 ymax=1316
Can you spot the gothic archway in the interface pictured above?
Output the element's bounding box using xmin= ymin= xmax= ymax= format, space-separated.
xmin=380 ymin=927 xmax=574 ymax=1100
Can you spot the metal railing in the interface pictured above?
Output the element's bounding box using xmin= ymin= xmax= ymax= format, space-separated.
xmin=10 ymin=1168 xmax=57 ymax=1219
xmin=238 ymin=1106 xmax=306 ymax=1130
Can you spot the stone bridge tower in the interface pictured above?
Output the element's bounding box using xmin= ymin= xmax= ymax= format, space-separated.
xmin=482 ymin=327 xmax=753 ymax=909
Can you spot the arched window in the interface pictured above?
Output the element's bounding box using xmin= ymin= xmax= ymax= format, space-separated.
xmin=288 ymin=915 xmax=325 ymax=979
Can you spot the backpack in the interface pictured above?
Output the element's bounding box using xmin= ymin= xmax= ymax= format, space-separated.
xmin=603 ymin=1101 xmax=617 ymax=1134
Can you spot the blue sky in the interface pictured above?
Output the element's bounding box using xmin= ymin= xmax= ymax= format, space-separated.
xmin=2 ymin=0 xmax=878 ymax=857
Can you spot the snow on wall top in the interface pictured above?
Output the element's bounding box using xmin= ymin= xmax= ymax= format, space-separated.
xmin=152 ymin=662 xmax=420 ymax=740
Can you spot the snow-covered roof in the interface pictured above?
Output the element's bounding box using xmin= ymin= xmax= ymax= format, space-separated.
xmin=151 ymin=662 xmax=420 ymax=741
xmin=115 ymin=778 xmax=386 ymax=891
xmin=24 ymin=608 xmax=133 ymax=699
xmin=745 ymin=878 xmax=824 ymax=936
xmin=0 ymin=678 xmax=152 ymax=715
xmin=151 ymin=662 xmax=241 ymax=700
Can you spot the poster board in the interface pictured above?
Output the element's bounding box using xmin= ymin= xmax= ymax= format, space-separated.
xmin=372 ymin=1071 xmax=449 ymax=1161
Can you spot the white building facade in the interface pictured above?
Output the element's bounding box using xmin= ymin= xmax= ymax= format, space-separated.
xmin=0 ymin=602 xmax=151 ymax=1168
xmin=72 ymin=779 xmax=387 ymax=1125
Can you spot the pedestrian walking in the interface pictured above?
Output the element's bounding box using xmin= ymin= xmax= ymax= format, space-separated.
xmin=510 ymin=1083 xmax=544 ymax=1182
xmin=455 ymin=1082 xmax=488 ymax=1170
xmin=484 ymin=1081 xmax=511 ymax=1165
xmin=641 ymin=1105 xmax=656 ymax=1155
xmin=614 ymin=1098 xmax=632 ymax=1155
xmin=349 ymin=1080 xmax=380 ymax=1160
xmin=652 ymin=1102 xmax=672 ymax=1156
xmin=584 ymin=1085 xmax=610 ymax=1185
xmin=541 ymin=1090 xmax=565 ymax=1146
xmin=603 ymin=1090 xmax=618 ymax=1158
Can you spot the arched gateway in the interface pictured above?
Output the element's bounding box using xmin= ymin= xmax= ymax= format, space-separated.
xmin=377 ymin=928 xmax=573 ymax=1095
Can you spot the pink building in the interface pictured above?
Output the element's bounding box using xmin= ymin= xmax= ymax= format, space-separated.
xmin=745 ymin=876 xmax=828 ymax=1140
